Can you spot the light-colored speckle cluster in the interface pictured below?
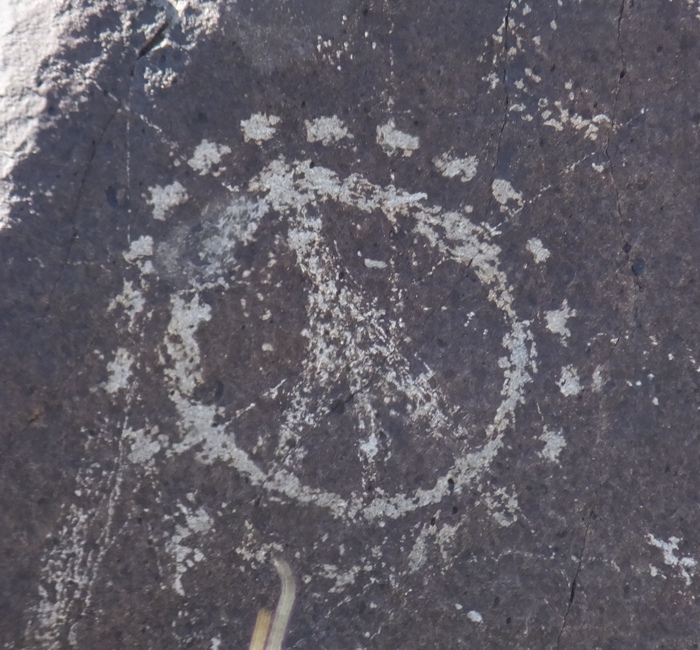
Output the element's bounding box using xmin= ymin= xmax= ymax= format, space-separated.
xmin=538 ymin=427 xmax=566 ymax=462
xmin=647 ymin=534 xmax=698 ymax=587
xmin=545 ymin=299 xmax=577 ymax=344
xmin=103 ymin=347 xmax=134 ymax=394
xmin=376 ymin=119 xmax=420 ymax=157
xmin=526 ymin=237 xmax=550 ymax=263
xmin=467 ymin=610 xmax=483 ymax=624
xmin=432 ymin=152 xmax=478 ymax=182
xmin=147 ymin=180 xmax=188 ymax=220
xmin=187 ymin=139 xmax=231 ymax=175
xmin=166 ymin=504 xmax=214 ymax=596
xmin=557 ymin=365 xmax=582 ymax=397
xmin=491 ymin=178 xmax=524 ymax=211
xmin=305 ymin=115 xmax=352 ymax=145
xmin=241 ymin=113 xmax=281 ymax=143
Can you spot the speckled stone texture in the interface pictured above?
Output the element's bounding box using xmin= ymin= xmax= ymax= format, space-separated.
xmin=2 ymin=1 xmax=700 ymax=648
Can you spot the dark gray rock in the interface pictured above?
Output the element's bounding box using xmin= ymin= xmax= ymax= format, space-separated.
xmin=2 ymin=1 xmax=700 ymax=648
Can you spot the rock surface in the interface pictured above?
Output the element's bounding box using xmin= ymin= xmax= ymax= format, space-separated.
xmin=2 ymin=1 xmax=700 ymax=648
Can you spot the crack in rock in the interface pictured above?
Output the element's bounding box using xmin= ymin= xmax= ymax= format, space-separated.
xmin=603 ymin=0 xmax=629 ymax=262
xmin=556 ymin=496 xmax=598 ymax=649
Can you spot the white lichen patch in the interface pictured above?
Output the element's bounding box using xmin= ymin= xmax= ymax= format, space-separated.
xmin=358 ymin=431 xmax=380 ymax=462
xmin=124 ymin=426 xmax=166 ymax=468
xmin=233 ymin=523 xmax=285 ymax=567
xmin=538 ymin=427 xmax=566 ymax=462
xmin=484 ymin=71 xmax=500 ymax=89
xmin=557 ymin=365 xmax=582 ymax=397
xmin=305 ymin=115 xmax=352 ymax=145
xmin=434 ymin=521 xmax=460 ymax=564
xmin=108 ymin=280 xmax=145 ymax=331
xmin=122 ymin=235 xmax=153 ymax=263
xmin=143 ymin=65 xmax=178 ymax=93
xmin=103 ymin=347 xmax=134 ymax=395
xmin=541 ymin=101 xmax=611 ymax=142
xmin=432 ymin=152 xmax=478 ymax=182
xmin=122 ymin=235 xmax=155 ymax=275
xmin=363 ymin=258 xmax=387 ymax=269
xmin=187 ymin=195 xmax=270 ymax=284
xmin=545 ymin=299 xmax=577 ymax=343
xmin=376 ymin=119 xmax=420 ymax=157
xmin=147 ymin=181 xmax=188 ymax=220
xmin=647 ymin=534 xmax=698 ymax=586
xmin=166 ymin=505 xmax=214 ymax=596
xmin=407 ymin=524 xmax=433 ymax=573
xmin=319 ymin=563 xmax=365 ymax=593
xmin=526 ymin=237 xmax=550 ymax=263
xmin=241 ymin=112 xmax=280 ymax=143
xmin=591 ymin=365 xmax=604 ymax=392
xmin=481 ymin=487 xmax=519 ymax=527
xmin=486 ymin=19 xmax=614 ymax=148
xmin=467 ymin=610 xmax=483 ymax=624
xmin=491 ymin=178 xmax=523 ymax=209
xmin=163 ymin=294 xmax=211 ymax=396
xmin=153 ymin=195 xmax=270 ymax=290
xmin=187 ymin=139 xmax=231 ymax=175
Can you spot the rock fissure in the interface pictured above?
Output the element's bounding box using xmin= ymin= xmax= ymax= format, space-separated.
xmin=45 ymin=108 xmax=120 ymax=313
xmin=603 ymin=0 xmax=630 ymax=266
xmin=556 ymin=496 xmax=598 ymax=649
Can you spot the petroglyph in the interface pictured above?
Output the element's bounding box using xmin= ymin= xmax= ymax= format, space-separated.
xmin=27 ymin=103 xmax=585 ymax=641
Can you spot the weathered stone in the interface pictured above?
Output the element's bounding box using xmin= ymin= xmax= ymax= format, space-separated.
xmin=2 ymin=1 xmax=700 ymax=648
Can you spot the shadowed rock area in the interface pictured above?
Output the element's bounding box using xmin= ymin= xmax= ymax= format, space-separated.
xmin=2 ymin=0 xmax=700 ymax=648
